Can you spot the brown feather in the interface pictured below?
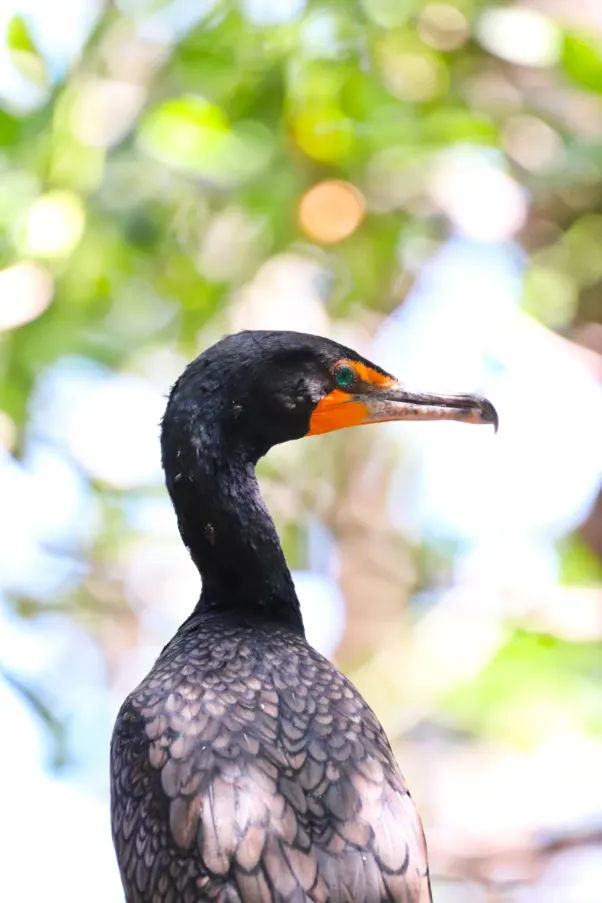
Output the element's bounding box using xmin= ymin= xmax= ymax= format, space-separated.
xmin=169 ymin=794 xmax=200 ymax=849
xmin=111 ymin=621 xmax=432 ymax=903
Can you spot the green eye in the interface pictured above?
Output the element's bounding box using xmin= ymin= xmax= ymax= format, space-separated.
xmin=335 ymin=365 xmax=356 ymax=389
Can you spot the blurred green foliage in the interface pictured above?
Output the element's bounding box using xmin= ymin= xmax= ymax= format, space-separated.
xmin=443 ymin=628 xmax=602 ymax=746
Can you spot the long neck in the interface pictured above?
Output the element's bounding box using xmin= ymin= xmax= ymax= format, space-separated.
xmin=165 ymin=423 xmax=304 ymax=632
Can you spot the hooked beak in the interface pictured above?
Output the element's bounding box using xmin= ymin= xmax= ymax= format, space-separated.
xmin=361 ymin=385 xmax=498 ymax=431
xmin=308 ymin=383 xmax=498 ymax=436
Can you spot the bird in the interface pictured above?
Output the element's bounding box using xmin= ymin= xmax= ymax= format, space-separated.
xmin=110 ymin=330 xmax=497 ymax=903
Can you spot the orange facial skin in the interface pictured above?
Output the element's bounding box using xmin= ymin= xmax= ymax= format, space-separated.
xmin=350 ymin=361 xmax=396 ymax=389
xmin=307 ymin=389 xmax=369 ymax=436
xmin=307 ymin=360 xmax=396 ymax=436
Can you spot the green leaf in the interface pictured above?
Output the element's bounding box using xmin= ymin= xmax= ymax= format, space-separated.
xmin=563 ymin=33 xmax=602 ymax=93
xmin=0 ymin=109 xmax=19 ymax=147
xmin=558 ymin=534 xmax=602 ymax=586
xmin=5 ymin=14 xmax=48 ymax=87
xmin=139 ymin=96 xmax=274 ymax=186
xmin=6 ymin=14 xmax=38 ymax=54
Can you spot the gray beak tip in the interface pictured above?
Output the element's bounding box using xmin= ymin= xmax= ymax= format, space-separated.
xmin=478 ymin=398 xmax=499 ymax=433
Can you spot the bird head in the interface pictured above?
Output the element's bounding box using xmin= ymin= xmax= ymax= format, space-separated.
xmin=166 ymin=330 xmax=497 ymax=462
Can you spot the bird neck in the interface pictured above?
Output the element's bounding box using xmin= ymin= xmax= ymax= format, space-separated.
xmin=166 ymin=431 xmax=304 ymax=633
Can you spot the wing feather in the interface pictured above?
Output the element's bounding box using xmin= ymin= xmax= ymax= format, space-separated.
xmin=111 ymin=624 xmax=432 ymax=903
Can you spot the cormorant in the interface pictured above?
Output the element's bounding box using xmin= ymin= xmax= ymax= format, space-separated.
xmin=110 ymin=330 xmax=497 ymax=903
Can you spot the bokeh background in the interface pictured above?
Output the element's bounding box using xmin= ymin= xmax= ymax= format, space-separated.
xmin=2 ymin=0 xmax=602 ymax=900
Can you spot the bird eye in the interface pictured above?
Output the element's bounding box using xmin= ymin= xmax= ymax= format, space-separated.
xmin=334 ymin=364 xmax=357 ymax=390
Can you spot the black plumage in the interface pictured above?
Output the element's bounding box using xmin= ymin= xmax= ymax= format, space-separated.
xmin=111 ymin=330 xmax=497 ymax=903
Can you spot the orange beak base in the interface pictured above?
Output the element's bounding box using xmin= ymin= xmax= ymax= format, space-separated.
xmin=307 ymin=389 xmax=370 ymax=436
